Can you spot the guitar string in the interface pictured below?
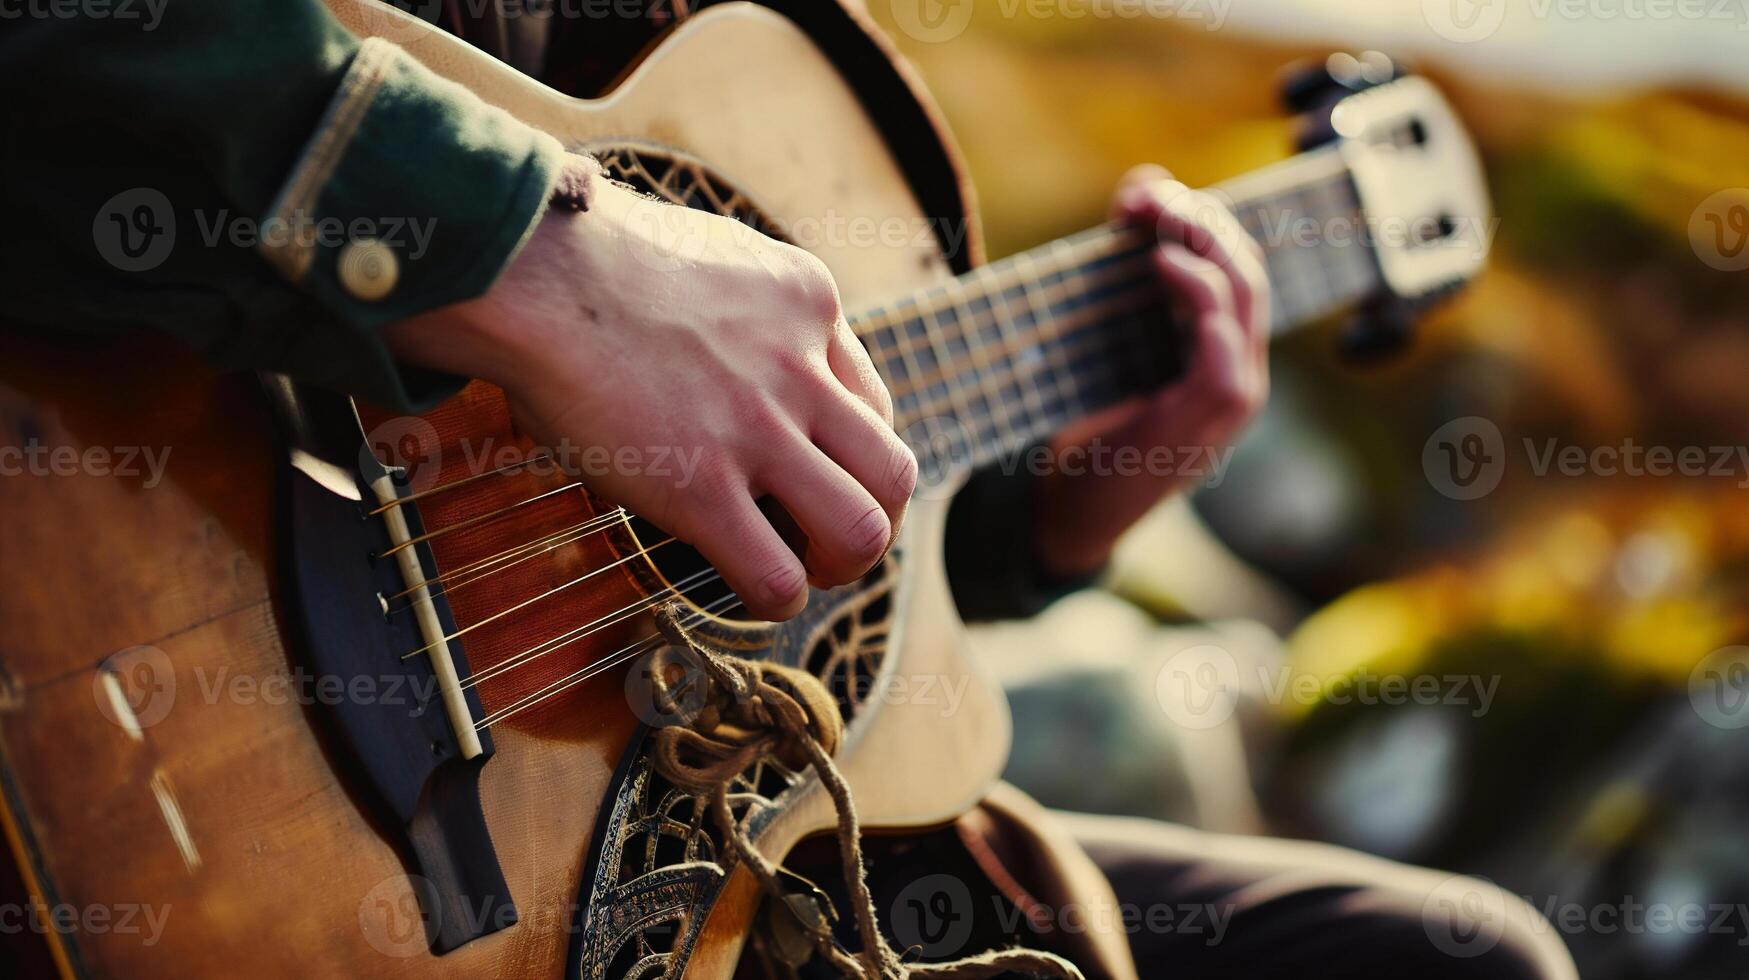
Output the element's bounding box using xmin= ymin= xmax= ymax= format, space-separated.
xmin=367 ymin=453 xmax=553 ymax=515
xmin=851 ymin=222 xmax=1147 ymax=338
xmin=884 ymin=276 xmax=1157 ymax=423
xmin=374 ymin=276 xmax=1145 ymax=559
xmin=868 ymin=254 xmax=1155 ymax=402
xmin=389 ymin=266 xmax=1179 ymax=662
xmin=378 ymin=480 xmax=585 ymax=559
xmin=883 ymin=284 xmax=1162 ymax=456
xmin=387 ymin=508 xmax=628 ymax=606
xmin=444 ymin=165 xmax=1365 ymax=728
xmin=853 ymin=166 xmax=1358 ymax=349
xmin=473 ymin=589 xmax=744 ymax=731
xmin=386 ymin=281 xmax=1157 ymax=665
xmin=400 ymin=534 xmax=678 ymax=659
xmin=868 ymin=188 xmax=1368 ymax=447
xmin=865 ymin=180 xmax=1367 ymax=411
xmin=458 ymin=565 xmax=723 ymax=690
xmin=370 ymin=170 xmax=1358 ymax=510
xmin=387 ymin=179 xmax=1364 ymax=678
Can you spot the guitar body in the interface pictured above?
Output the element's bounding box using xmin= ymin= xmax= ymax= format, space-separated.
xmin=0 ymin=5 xmax=1010 ymax=977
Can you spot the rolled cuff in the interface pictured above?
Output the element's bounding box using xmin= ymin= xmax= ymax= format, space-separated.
xmin=258 ymin=36 xmax=565 ymax=406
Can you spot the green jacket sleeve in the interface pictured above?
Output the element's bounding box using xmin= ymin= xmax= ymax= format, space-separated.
xmin=0 ymin=0 xmax=565 ymax=410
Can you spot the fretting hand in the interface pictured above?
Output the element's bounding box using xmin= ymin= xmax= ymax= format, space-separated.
xmin=1031 ymin=164 xmax=1272 ymax=579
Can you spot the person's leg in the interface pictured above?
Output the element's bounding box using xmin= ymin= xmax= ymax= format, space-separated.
xmin=1056 ymin=811 xmax=1576 ymax=980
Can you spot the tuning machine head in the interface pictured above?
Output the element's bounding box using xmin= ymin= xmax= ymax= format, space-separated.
xmin=1282 ymin=52 xmax=1407 ymax=150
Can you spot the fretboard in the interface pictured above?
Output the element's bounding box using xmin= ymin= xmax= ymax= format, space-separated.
xmin=851 ymin=144 xmax=1379 ymax=478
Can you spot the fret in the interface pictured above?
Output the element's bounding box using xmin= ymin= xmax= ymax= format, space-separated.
xmin=947 ymin=278 xmax=1026 ymax=457
xmin=856 ymin=141 xmax=1388 ymax=478
xmin=1009 ymin=248 xmax=1085 ymax=447
xmin=919 ymin=295 xmax=998 ymax=460
xmin=886 ymin=300 xmax=935 ymax=442
xmin=981 ymin=258 xmax=1055 ymax=436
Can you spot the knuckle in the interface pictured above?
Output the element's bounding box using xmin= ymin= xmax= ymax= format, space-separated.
xmin=757 ymin=559 xmax=807 ymax=608
xmin=724 ymin=387 xmax=795 ymax=446
xmin=842 ymin=504 xmax=892 ymax=565
xmin=784 ymin=247 xmax=842 ymax=325
xmin=885 ymin=442 xmax=919 ymax=504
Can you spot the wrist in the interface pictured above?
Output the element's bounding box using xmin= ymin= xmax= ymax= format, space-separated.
xmin=384 ymin=155 xmax=610 ymax=386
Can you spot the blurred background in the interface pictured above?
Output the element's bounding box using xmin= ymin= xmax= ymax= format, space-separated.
xmin=868 ymin=1 xmax=1749 ymax=977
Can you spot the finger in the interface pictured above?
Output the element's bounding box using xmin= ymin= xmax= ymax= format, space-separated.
xmin=1110 ymin=163 xmax=1173 ymax=215
xmin=757 ymin=438 xmax=893 ymax=587
xmin=1153 ymin=193 xmax=1265 ymax=334
xmin=1118 ymin=180 xmax=1268 ymax=340
xmin=1155 ymin=243 xmax=1235 ymax=325
xmin=1153 ymin=306 xmax=1258 ymax=447
xmin=671 ymin=473 xmax=809 ymax=621
xmin=827 ymin=319 xmax=894 ymax=426
xmin=1157 ymin=244 xmax=1265 ymax=411
xmin=814 ymin=391 xmax=917 ymax=535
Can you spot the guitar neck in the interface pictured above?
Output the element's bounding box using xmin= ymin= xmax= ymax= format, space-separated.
xmin=851 ymin=144 xmax=1380 ymax=475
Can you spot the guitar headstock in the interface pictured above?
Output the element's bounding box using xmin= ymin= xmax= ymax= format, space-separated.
xmin=1282 ymin=53 xmax=1493 ymax=358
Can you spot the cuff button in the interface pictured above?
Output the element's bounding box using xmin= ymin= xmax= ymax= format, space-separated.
xmin=338 ymin=237 xmax=399 ymax=301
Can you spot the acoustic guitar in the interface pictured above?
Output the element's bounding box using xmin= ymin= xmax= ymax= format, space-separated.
xmin=0 ymin=2 xmax=1490 ymax=977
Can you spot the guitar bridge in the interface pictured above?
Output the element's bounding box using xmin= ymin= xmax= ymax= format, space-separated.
xmin=265 ymin=375 xmax=516 ymax=954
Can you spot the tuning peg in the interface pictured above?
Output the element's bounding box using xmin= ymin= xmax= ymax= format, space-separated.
xmin=1337 ymin=296 xmax=1419 ymax=363
xmin=1281 ymin=52 xmax=1405 ymax=114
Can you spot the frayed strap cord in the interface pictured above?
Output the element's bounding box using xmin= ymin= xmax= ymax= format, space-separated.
xmin=645 ymin=604 xmax=1082 ymax=980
